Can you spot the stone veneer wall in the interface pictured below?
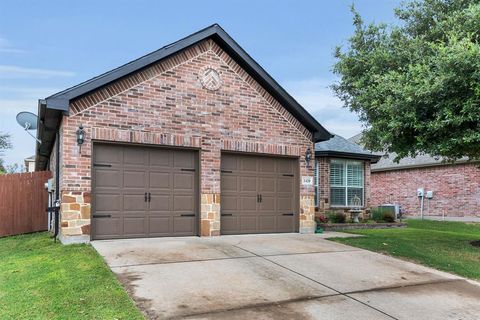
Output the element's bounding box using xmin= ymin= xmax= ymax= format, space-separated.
xmin=56 ymin=39 xmax=316 ymax=242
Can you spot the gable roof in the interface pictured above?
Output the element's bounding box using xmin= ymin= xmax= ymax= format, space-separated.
xmin=36 ymin=24 xmax=332 ymax=170
xmin=315 ymin=134 xmax=380 ymax=162
xmin=348 ymin=133 xmax=470 ymax=171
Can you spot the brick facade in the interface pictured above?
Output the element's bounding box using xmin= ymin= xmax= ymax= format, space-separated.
xmin=315 ymin=157 xmax=373 ymax=217
xmin=371 ymin=163 xmax=480 ymax=217
xmin=56 ymin=39 xmax=316 ymax=242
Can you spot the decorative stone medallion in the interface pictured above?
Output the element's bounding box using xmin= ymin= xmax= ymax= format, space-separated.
xmin=199 ymin=67 xmax=222 ymax=91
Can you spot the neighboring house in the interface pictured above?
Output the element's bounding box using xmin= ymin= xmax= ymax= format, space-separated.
xmin=314 ymin=135 xmax=380 ymax=215
xmin=24 ymin=155 xmax=35 ymax=172
xmin=349 ymin=134 xmax=480 ymax=218
xmin=35 ymin=24 xmax=333 ymax=243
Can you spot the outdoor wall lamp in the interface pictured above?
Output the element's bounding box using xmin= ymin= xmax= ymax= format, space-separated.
xmin=305 ymin=147 xmax=312 ymax=167
xmin=76 ymin=124 xmax=85 ymax=153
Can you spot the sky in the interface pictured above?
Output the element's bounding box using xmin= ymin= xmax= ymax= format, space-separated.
xmin=0 ymin=0 xmax=400 ymax=166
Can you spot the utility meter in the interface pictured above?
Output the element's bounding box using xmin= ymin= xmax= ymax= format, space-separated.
xmin=416 ymin=188 xmax=424 ymax=197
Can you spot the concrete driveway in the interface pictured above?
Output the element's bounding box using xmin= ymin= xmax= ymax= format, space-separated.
xmin=92 ymin=233 xmax=480 ymax=320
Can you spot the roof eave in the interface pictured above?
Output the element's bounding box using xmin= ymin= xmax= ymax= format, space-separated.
xmin=315 ymin=150 xmax=381 ymax=163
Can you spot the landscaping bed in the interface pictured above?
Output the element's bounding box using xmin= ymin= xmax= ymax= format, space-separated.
xmin=0 ymin=232 xmax=143 ymax=319
xmin=318 ymin=222 xmax=406 ymax=231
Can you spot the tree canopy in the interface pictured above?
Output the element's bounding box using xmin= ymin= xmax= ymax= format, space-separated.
xmin=0 ymin=132 xmax=12 ymax=173
xmin=332 ymin=0 xmax=480 ymax=161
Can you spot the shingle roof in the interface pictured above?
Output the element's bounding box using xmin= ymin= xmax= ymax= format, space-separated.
xmin=348 ymin=133 xmax=470 ymax=171
xmin=315 ymin=134 xmax=380 ymax=162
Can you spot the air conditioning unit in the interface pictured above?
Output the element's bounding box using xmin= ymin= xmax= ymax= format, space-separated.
xmin=379 ymin=204 xmax=402 ymax=220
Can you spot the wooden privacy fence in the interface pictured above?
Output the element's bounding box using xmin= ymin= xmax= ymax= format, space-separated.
xmin=0 ymin=171 xmax=52 ymax=237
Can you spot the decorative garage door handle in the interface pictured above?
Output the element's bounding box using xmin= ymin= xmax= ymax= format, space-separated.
xmin=282 ymin=213 xmax=294 ymax=216
xmin=93 ymin=214 xmax=111 ymax=218
xmin=282 ymin=174 xmax=294 ymax=177
xmin=221 ymin=214 xmax=233 ymax=216
xmin=180 ymin=214 xmax=195 ymax=217
xmin=221 ymin=170 xmax=232 ymax=173
xmin=181 ymin=168 xmax=196 ymax=172
xmin=93 ymin=163 xmax=112 ymax=167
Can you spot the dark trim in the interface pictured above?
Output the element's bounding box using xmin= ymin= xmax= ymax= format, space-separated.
xmin=315 ymin=150 xmax=381 ymax=163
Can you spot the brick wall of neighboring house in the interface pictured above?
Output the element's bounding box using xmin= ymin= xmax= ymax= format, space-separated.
xmin=371 ymin=163 xmax=480 ymax=217
xmin=315 ymin=157 xmax=372 ymax=218
xmin=57 ymin=39 xmax=316 ymax=241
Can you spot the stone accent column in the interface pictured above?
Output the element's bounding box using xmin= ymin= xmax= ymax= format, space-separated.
xmin=316 ymin=157 xmax=330 ymax=214
xmin=200 ymin=194 xmax=221 ymax=236
xmin=199 ymin=138 xmax=222 ymax=236
xmin=60 ymin=191 xmax=91 ymax=243
xmin=299 ymin=195 xmax=316 ymax=233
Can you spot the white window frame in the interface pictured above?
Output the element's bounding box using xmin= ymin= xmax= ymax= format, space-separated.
xmin=329 ymin=159 xmax=364 ymax=207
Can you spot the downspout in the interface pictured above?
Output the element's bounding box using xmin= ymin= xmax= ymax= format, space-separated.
xmin=52 ymin=131 xmax=60 ymax=241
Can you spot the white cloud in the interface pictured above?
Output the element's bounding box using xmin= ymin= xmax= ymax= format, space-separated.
xmin=284 ymin=77 xmax=363 ymax=139
xmin=0 ymin=65 xmax=75 ymax=79
xmin=0 ymin=36 xmax=25 ymax=54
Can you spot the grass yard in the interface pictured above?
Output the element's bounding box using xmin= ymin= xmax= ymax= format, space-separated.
xmin=0 ymin=232 xmax=143 ymax=320
xmin=330 ymin=220 xmax=480 ymax=280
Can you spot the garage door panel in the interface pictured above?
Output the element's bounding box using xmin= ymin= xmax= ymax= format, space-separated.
xmin=240 ymin=196 xmax=257 ymax=211
xmin=259 ymin=196 xmax=275 ymax=211
xmin=95 ymin=169 xmax=122 ymax=188
xmin=93 ymin=144 xmax=198 ymax=240
xmin=240 ymin=157 xmax=257 ymax=172
xmin=149 ymin=149 xmax=172 ymax=168
xmin=173 ymin=217 xmax=195 ymax=234
xmin=221 ymin=175 xmax=237 ymax=192
xmin=277 ymin=197 xmax=294 ymax=212
xmin=124 ymin=147 xmax=148 ymax=167
xmin=240 ymin=176 xmax=256 ymax=192
xmin=123 ymin=194 xmax=147 ymax=211
xmin=124 ymin=170 xmax=147 ymax=188
xmin=174 ymin=173 xmax=194 ymax=190
xmin=221 ymin=153 xmax=298 ymax=235
xmin=277 ymin=178 xmax=294 ymax=193
xmin=277 ymin=216 xmax=295 ymax=231
xmin=173 ymin=195 xmax=195 ymax=212
xmin=123 ymin=217 xmax=147 ymax=236
xmin=92 ymin=217 xmax=122 ymax=239
xmin=259 ymin=177 xmax=275 ymax=192
xmin=222 ymin=195 xmax=238 ymax=211
xmin=148 ymin=217 xmax=171 ymax=235
xmin=173 ymin=150 xmax=195 ymax=169
xmin=258 ymin=216 xmax=275 ymax=231
xmin=259 ymin=158 xmax=275 ymax=173
xmin=94 ymin=144 xmax=122 ymax=165
xmin=95 ymin=194 xmax=121 ymax=212
xmin=219 ymin=216 xmax=238 ymax=234
xmin=149 ymin=172 xmax=171 ymax=189
xmin=149 ymin=194 xmax=171 ymax=211
xmin=240 ymin=216 xmax=258 ymax=232
xmin=277 ymin=158 xmax=295 ymax=174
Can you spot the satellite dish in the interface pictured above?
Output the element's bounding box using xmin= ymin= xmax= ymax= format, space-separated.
xmin=16 ymin=111 xmax=41 ymax=143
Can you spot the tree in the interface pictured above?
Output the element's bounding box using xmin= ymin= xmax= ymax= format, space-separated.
xmin=0 ymin=132 xmax=12 ymax=173
xmin=332 ymin=0 xmax=480 ymax=161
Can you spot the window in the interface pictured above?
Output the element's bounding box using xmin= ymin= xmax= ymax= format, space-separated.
xmin=330 ymin=159 xmax=364 ymax=207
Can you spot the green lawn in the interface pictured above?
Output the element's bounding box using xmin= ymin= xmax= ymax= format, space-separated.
xmin=330 ymin=220 xmax=480 ymax=280
xmin=0 ymin=232 xmax=143 ymax=320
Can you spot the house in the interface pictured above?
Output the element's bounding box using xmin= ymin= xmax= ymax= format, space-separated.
xmin=24 ymin=155 xmax=35 ymax=172
xmin=349 ymin=133 xmax=480 ymax=219
xmin=314 ymin=134 xmax=380 ymax=216
xmin=35 ymin=24 xmax=333 ymax=243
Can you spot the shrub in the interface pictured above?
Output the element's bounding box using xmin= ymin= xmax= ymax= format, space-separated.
xmin=326 ymin=211 xmax=346 ymax=223
xmin=371 ymin=207 xmax=396 ymax=223
xmin=315 ymin=214 xmax=329 ymax=224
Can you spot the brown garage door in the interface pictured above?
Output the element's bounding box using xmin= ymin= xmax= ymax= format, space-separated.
xmin=221 ymin=153 xmax=298 ymax=235
xmin=92 ymin=144 xmax=198 ymax=240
